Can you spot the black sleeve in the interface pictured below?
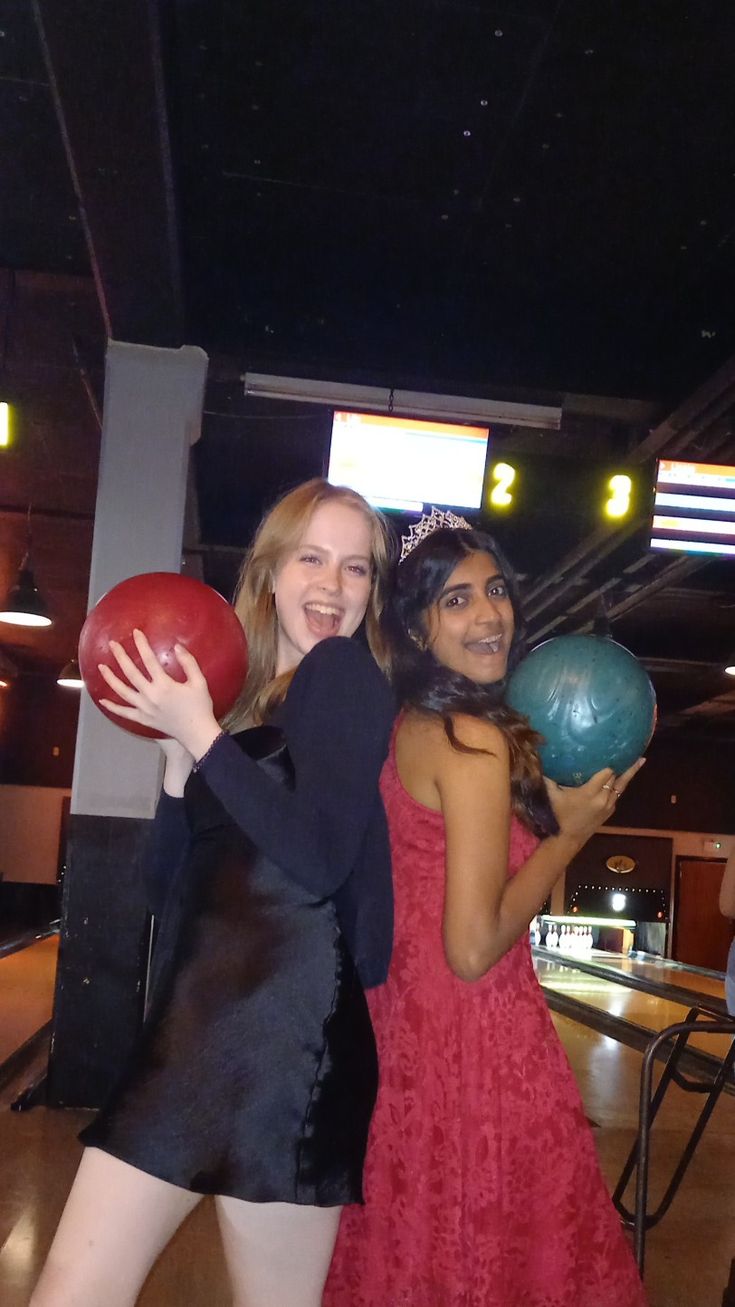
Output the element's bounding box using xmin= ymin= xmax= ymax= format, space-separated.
xmin=197 ymin=637 xmax=395 ymax=898
xmin=143 ymin=791 xmax=190 ymax=918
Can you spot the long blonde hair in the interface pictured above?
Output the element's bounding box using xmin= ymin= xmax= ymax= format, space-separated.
xmin=224 ymin=479 xmax=392 ymax=728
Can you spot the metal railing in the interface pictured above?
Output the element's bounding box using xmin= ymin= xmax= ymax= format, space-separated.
xmin=612 ymin=1005 xmax=735 ymax=1274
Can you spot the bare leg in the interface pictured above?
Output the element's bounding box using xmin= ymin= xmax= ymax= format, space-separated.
xmin=215 ymin=1196 xmax=341 ymax=1307
xmin=30 ymin=1147 xmax=202 ymax=1307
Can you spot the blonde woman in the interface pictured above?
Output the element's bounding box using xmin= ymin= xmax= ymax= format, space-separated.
xmin=32 ymin=480 xmax=395 ymax=1307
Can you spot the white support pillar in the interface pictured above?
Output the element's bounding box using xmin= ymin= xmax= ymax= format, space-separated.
xmin=71 ymin=341 xmax=209 ymax=818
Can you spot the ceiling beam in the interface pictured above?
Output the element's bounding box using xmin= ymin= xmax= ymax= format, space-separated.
xmin=679 ymin=693 xmax=735 ymax=719
xmin=633 ymin=351 xmax=735 ymax=464
xmin=31 ymin=0 xmax=184 ymax=345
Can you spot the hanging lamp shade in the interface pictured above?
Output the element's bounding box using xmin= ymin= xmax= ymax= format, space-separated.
xmin=57 ymin=657 xmax=84 ymax=689
xmin=0 ymin=562 xmax=52 ymax=627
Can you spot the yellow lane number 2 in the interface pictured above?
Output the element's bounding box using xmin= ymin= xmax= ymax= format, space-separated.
xmin=489 ymin=461 xmax=516 ymax=509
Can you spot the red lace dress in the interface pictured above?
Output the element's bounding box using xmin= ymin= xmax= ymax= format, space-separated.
xmin=324 ymin=739 xmax=648 ymax=1307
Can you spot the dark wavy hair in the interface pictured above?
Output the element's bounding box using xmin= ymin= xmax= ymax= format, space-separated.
xmin=385 ymin=525 xmax=558 ymax=838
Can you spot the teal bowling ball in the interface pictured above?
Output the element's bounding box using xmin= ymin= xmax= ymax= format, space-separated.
xmin=505 ymin=635 xmax=656 ymax=786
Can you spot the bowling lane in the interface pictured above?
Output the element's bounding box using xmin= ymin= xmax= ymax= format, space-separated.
xmin=534 ymin=952 xmax=735 ymax=1062
xmin=0 ymin=936 xmax=59 ymax=1065
xmin=590 ymin=951 xmax=727 ymax=1001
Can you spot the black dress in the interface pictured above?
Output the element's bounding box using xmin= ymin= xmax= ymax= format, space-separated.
xmin=81 ymin=638 xmax=395 ymax=1207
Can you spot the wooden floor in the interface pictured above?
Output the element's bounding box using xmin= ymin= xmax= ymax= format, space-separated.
xmin=536 ymin=951 xmax=735 ymax=1060
xmin=2 ymin=944 xmax=735 ymax=1304
xmin=0 ymin=937 xmax=58 ymax=1064
xmin=589 ymin=952 xmax=727 ymax=999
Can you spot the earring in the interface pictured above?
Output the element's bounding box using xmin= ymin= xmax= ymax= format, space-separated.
xmin=410 ymin=630 xmax=427 ymax=652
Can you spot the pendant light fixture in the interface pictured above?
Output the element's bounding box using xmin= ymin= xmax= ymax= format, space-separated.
xmin=0 ymin=507 xmax=52 ymax=628
xmin=57 ymin=658 xmax=84 ymax=689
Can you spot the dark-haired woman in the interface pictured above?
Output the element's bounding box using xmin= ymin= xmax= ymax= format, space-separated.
xmin=325 ymin=517 xmax=647 ymax=1307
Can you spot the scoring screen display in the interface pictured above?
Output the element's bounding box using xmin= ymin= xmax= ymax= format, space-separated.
xmin=650 ymin=459 xmax=735 ymax=557
xmin=327 ymin=410 xmax=489 ymax=511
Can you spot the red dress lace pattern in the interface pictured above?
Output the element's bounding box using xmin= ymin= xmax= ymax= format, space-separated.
xmin=324 ymin=741 xmax=648 ymax=1307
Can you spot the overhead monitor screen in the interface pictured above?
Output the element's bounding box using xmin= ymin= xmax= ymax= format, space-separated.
xmin=327 ymin=410 xmax=489 ymax=512
xmin=650 ymin=458 xmax=735 ymax=557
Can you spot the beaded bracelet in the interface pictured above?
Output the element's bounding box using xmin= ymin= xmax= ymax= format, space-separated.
xmin=192 ymin=730 xmax=226 ymax=773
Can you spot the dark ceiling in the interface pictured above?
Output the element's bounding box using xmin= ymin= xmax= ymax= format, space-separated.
xmin=1 ymin=0 xmax=734 ymax=740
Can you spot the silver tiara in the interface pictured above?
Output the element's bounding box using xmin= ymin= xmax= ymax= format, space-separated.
xmin=399 ymin=507 xmax=472 ymax=564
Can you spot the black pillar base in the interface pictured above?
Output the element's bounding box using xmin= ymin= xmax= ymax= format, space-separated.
xmin=46 ymin=813 xmax=152 ymax=1109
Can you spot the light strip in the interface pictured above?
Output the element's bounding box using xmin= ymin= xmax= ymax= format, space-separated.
xmin=652 ymin=514 xmax=735 ymax=537
xmin=538 ymin=914 xmax=637 ymax=928
xmin=242 ymin=372 xmax=562 ymax=430
xmin=650 ymin=537 xmax=735 ymax=556
xmin=655 ymin=491 xmax=735 ymax=514
xmin=0 ymin=402 xmax=8 ymax=448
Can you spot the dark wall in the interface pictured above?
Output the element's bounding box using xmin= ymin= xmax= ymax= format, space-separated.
xmin=0 ymin=675 xmax=79 ymax=787
xmin=610 ymin=733 xmax=735 ymax=834
xmin=1 ymin=674 xmax=735 ymax=836
xmin=565 ymin=831 xmax=672 ymax=921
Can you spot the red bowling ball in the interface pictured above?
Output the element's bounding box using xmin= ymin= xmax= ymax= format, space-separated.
xmin=78 ymin=572 xmax=249 ymax=739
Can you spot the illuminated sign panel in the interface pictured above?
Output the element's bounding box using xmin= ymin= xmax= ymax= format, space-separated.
xmin=650 ymin=459 xmax=735 ymax=556
xmin=482 ymin=457 xmax=648 ymax=531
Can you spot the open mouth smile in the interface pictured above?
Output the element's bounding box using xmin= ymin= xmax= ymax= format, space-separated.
xmin=464 ymin=634 xmax=505 ymax=656
xmin=304 ymin=602 xmax=344 ymax=637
